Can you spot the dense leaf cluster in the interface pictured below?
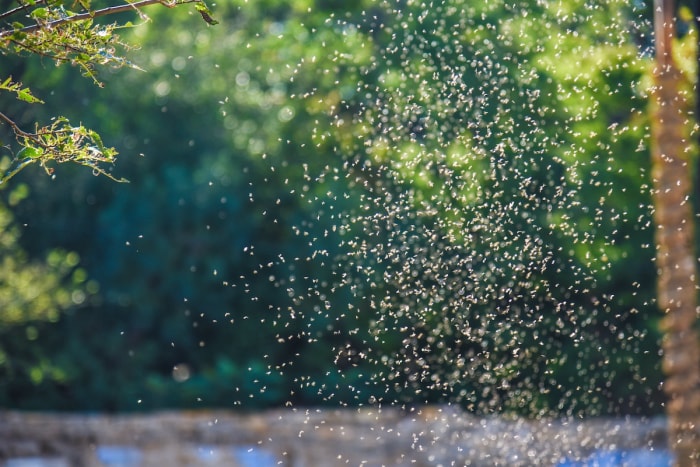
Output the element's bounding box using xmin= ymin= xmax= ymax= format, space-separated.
xmin=0 ymin=0 xmax=215 ymax=183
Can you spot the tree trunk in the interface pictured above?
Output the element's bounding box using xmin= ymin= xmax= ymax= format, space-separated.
xmin=651 ymin=0 xmax=700 ymax=464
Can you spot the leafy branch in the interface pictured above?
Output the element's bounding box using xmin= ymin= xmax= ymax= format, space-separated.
xmin=0 ymin=76 xmax=43 ymax=104
xmin=0 ymin=0 xmax=214 ymax=39
xmin=0 ymin=111 xmax=124 ymax=184
xmin=0 ymin=0 xmax=217 ymax=184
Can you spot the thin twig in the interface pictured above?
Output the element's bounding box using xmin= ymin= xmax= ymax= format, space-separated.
xmin=0 ymin=112 xmax=38 ymax=185
xmin=0 ymin=111 xmax=66 ymax=150
xmin=0 ymin=0 xmax=46 ymax=22
xmin=0 ymin=0 xmax=199 ymax=38
xmin=0 ymin=111 xmax=31 ymax=137
xmin=0 ymin=158 xmax=36 ymax=185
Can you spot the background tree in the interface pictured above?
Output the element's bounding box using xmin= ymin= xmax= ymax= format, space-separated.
xmin=0 ymin=0 xmax=669 ymax=420
xmin=651 ymin=0 xmax=700 ymax=463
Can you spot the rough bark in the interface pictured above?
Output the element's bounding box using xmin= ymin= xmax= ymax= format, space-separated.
xmin=652 ymin=0 xmax=700 ymax=464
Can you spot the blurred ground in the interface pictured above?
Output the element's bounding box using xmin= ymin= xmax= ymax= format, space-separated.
xmin=0 ymin=406 xmax=670 ymax=466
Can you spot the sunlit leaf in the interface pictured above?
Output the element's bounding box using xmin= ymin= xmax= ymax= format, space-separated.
xmin=76 ymin=0 xmax=91 ymax=12
xmin=195 ymin=2 xmax=218 ymax=25
xmin=17 ymin=88 xmax=42 ymax=103
xmin=30 ymin=7 xmax=48 ymax=19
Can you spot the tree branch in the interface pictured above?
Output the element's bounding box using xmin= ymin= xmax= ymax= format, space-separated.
xmin=0 ymin=0 xmax=199 ymax=38
xmin=0 ymin=111 xmax=30 ymax=137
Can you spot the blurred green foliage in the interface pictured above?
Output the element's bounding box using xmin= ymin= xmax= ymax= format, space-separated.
xmin=0 ymin=178 xmax=91 ymax=326
xmin=0 ymin=0 xmax=669 ymax=416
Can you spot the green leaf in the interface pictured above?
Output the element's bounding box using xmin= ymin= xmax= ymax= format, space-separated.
xmin=195 ymin=2 xmax=218 ymax=25
xmin=17 ymin=88 xmax=42 ymax=104
xmin=17 ymin=146 xmax=42 ymax=160
xmin=87 ymin=130 xmax=105 ymax=149
xmin=10 ymin=30 xmax=27 ymax=41
xmin=30 ymin=7 xmax=48 ymax=19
